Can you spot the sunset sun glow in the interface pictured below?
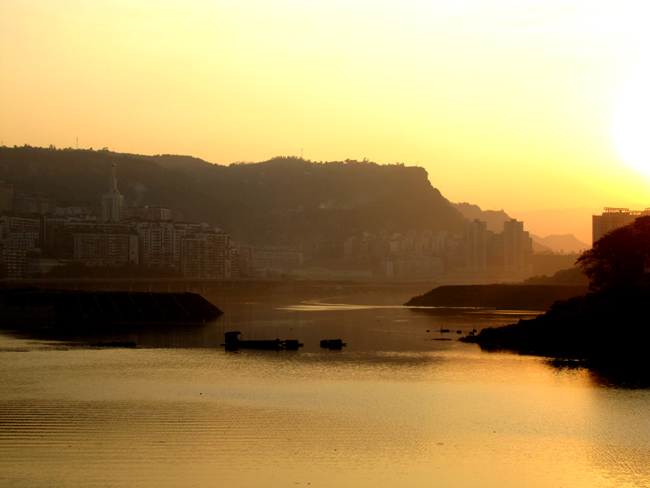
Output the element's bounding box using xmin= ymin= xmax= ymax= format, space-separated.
xmin=613 ymin=60 xmax=650 ymax=178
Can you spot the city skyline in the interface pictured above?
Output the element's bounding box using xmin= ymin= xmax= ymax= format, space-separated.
xmin=3 ymin=154 xmax=573 ymax=282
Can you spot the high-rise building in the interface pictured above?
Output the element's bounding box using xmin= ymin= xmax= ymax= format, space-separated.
xmin=203 ymin=233 xmax=231 ymax=278
xmin=503 ymin=219 xmax=532 ymax=273
xmin=466 ymin=219 xmax=487 ymax=272
xmin=74 ymin=233 xmax=139 ymax=267
xmin=181 ymin=232 xmax=234 ymax=278
xmin=592 ymin=207 xmax=649 ymax=244
xmin=0 ymin=181 xmax=13 ymax=213
xmin=0 ymin=215 xmax=41 ymax=253
xmin=0 ymin=244 xmax=27 ymax=278
xmin=101 ymin=163 xmax=124 ymax=221
xmin=179 ymin=237 xmax=206 ymax=278
xmin=43 ymin=216 xmax=130 ymax=258
xmin=136 ymin=221 xmax=184 ymax=269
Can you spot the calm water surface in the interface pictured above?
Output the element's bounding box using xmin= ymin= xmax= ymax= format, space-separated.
xmin=1 ymin=291 xmax=649 ymax=488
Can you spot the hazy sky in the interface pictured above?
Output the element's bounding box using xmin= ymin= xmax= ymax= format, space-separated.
xmin=1 ymin=0 xmax=648 ymax=240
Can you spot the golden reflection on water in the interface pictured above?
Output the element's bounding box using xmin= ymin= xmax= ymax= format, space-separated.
xmin=0 ymin=345 xmax=648 ymax=488
xmin=1 ymin=293 xmax=649 ymax=488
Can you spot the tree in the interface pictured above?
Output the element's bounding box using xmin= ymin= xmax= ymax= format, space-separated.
xmin=577 ymin=216 xmax=650 ymax=291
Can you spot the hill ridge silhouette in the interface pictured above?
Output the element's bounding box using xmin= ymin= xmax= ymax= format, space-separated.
xmin=0 ymin=147 xmax=466 ymax=251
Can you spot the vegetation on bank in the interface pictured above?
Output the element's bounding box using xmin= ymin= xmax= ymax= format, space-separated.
xmin=461 ymin=287 xmax=650 ymax=359
xmin=460 ymin=216 xmax=650 ymax=369
xmin=521 ymin=266 xmax=588 ymax=286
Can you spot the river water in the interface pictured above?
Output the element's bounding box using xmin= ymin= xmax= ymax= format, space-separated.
xmin=1 ymin=291 xmax=649 ymax=488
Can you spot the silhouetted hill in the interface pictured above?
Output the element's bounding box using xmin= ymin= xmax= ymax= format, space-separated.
xmin=0 ymin=147 xmax=467 ymax=252
xmin=530 ymin=234 xmax=589 ymax=254
xmin=531 ymin=240 xmax=554 ymax=253
xmin=123 ymin=153 xmax=214 ymax=170
xmin=452 ymin=202 xmax=511 ymax=233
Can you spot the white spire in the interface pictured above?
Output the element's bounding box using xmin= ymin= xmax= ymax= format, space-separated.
xmin=102 ymin=162 xmax=124 ymax=221
xmin=109 ymin=162 xmax=120 ymax=194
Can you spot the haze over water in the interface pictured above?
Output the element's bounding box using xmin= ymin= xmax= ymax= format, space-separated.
xmin=1 ymin=291 xmax=648 ymax=488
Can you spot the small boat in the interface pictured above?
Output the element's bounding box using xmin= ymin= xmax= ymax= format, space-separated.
xmin=284 ymin=340 xmax=304 ymax=350
xmin=223 ymin=331 xmax=284 ymax=350
xmin=320 ymin=339 xmax=347 ymax=349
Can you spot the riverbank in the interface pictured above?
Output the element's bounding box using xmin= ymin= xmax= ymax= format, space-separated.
xmin=460 ymin=286 xmax=650 ymax=370
xmin=405 ymin=284 xmax=588 ymax=310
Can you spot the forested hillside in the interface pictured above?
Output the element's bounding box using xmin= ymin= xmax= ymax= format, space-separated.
xmin=0 ymin=146 xmax=467 ymax=248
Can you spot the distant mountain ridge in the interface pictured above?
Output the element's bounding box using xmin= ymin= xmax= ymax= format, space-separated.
xmin=529 ymin=234 xmax=589 ymax=254
xmin=0 ymin=147 xmax=467 ymax=254
xmin=452 ymin=202 xmax=511 ymax=233
xmin=123 ymin=153 xmax=214 ymax=170
xmin=453 ymin=201 xmax=588 ymax=253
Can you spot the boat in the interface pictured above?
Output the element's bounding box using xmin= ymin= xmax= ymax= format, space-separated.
xmin=223 ymin=331 xmax=284 ymax=350
xmin=284 ymin=340 xmax=304 ymax=350
xmin=320 ymin=339 xmax=347 ymax=349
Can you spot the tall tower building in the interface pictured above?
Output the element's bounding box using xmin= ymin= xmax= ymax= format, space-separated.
xmin=591 ymin=208 xmax=647 ymax=244
xmin=503 ymin=218 xmax=532 ymax=273
xmin=466 ymin=219 xmax=487 ymax=272
xmin=0 ymin=181 xmax=13 ymax=212
xmin=101 ymin=163 xmax=124 ymax=221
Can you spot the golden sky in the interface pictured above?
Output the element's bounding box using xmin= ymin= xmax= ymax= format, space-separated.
xmin=1 ymin=0 xmax=648 ymax=240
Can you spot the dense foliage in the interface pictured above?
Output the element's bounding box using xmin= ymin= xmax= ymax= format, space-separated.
xmin=521 ymin=266 xmax=588 ymax=286
xmin=577 ymin=216 xmax=650 ymax=291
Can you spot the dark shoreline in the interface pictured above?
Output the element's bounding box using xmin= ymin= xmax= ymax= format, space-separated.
xmin=405 ymin=284 xmax=588 ymax=311
xmin=458 ymin=287 xmax=650 ymax=381
xmin=0 ymin=289 xmax=223 ymax=327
